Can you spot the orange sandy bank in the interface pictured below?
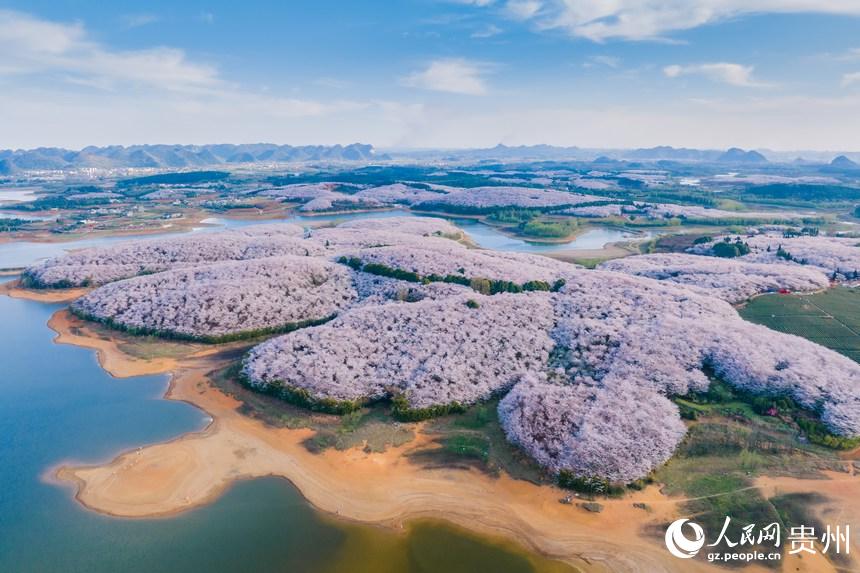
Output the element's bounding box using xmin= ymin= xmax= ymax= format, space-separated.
xmin=35 ymin=308 xmax=853 ymax=573
xmin=0 ymin=279 xmax=91 ymax=304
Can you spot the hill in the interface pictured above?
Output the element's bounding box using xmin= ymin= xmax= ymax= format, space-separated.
xmin=830 ymin=155 xmax=859 ymax=169
xmin=717 ymin=147 xmax=769 ymax=164
xmin=0 ymin=143 xmax=380 ymax=172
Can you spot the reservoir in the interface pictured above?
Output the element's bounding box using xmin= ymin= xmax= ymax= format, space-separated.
xmin=0 ymin=279 xmax=574 ymax=572
xmin=0 ymin=209 xmax=647 ymax=268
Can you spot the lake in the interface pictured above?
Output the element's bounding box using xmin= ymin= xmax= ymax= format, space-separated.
xmin=0 ymin=188 xmax=39 ymax=204
xmin=0 ymin=280 xmax=575 ymax=573
xmin=0 ymin=209 xmax=648 ymax=268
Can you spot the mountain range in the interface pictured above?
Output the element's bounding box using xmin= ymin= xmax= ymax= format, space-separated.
xmin=0 ymin=143 xmax=380 ymax=174
xmin=396 ymin=144 xmax=774 ymax=164
xmin=2 ymin=143 xmax=859 ymax=173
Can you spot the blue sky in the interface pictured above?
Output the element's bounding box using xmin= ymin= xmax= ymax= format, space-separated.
xmin=1 ymin=1 xmax=859 ymax=150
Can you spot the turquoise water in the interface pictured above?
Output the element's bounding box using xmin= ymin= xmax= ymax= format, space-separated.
xmin=449 ymin=219 xmax=647 ymax=252
xmin=0 ymin=280 xmax=573 ymax=572
xmin=0 ymin=213 xmax=401 ymax=268
xmin=206 ymin=211 xmax=647 ymax=252
xmin=0 ymin=209 xmax=646 ymax=268
xmin=0 ymin=234 xmax=154 ymax=268
xmin=0 ymin=189 xmax=38 ymax=203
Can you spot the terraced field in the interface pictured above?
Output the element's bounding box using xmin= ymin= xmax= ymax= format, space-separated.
xmin=739 ymin=287 xmax=860 ymax=362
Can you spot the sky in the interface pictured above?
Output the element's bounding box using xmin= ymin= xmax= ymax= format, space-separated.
xmin=1 ymin=1 xmax=860 ymax=151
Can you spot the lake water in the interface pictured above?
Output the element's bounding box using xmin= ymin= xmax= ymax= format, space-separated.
xmin=0 ymin=208 xmax=648 ymax=268
xmin=0 ymin=212 xmax=53 ymax=221
xmin=0 ymin=188 xmax=39 ymax=204
xmin=0 ymin=280 xmax=574 ymax=572
xmin=450 ymin=219 xmax=647 ymax=253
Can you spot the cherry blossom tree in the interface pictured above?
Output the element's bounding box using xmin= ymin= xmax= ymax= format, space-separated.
xmin=72 ymin=256 xmax=357 ymax=340
xmin=27 ymin=216 xmax=860 ymax=481
xmin=600 ymin=253 xmax=830 ymax=303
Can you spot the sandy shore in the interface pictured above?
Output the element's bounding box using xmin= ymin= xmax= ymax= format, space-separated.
xmin=45 ymin=310 xmax=684 ymax=573
xmin=756 ymin=473 xmax=860 ymax=572
xmin=544 ymin=242 xmax=641 ymax=264
xmin=0 ymin=212 xmax=218 ymax=246
xmin=0 ymin=279 xmax=91 ymax=303
xmin=36 ymin=308 xmax=855 ymax=573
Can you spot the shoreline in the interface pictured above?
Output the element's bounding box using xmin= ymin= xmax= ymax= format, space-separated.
xmin=0 ymin=295 xmax=848 ymax=572
xmin=44 ymin=308 xmax=699 ymax=573
xmin=0 ymin=279 xmax=91 ymax=303
xmin=0 ymin=214 xmax=215 ymax=246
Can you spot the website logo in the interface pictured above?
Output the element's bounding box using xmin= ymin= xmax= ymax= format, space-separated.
xmin=663 ymin=516 xmax=849 ymax=563
xmin=665 ymin=519 xmax=706 ymax=559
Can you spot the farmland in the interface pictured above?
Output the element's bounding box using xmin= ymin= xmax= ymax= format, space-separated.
xmin=740 ymin=287 xmax=860 ymax=363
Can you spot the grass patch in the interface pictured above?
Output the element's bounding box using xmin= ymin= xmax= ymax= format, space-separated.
xmin=73 ymin=316 xmax=208 ymax=360
xmin=414 ymin=398 xmax=549 ymax=484
xmin=218 ymin=361 xmax=547 ymax=482
xmin=72 ymin=306 xmax=334 ymax=344
xmin=649 ymin=375 xmax=853 ymax=566
xmin=338 ymin=256 xmax=566 ymax=296
xmin=213 ymin=364 xmax=416 ymax=454
xmin=740 ymin=287 xmax=860 ymax=361
xmin=518 ymin=218 xmax=578 ymax=239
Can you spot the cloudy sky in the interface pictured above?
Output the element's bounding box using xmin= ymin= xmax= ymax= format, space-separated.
xmin=1 ymin=1 xmax=860 ymax=150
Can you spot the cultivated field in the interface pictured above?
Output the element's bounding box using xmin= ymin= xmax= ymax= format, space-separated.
xmin=740 ymin=287 xmax=860 ymax=362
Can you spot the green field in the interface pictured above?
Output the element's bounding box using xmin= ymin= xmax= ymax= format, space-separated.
xmin=739 ymin=287 xmax=860 ymax=362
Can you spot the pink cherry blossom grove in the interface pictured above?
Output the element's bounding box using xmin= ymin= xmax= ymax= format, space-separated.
xmin=242 ymin=293 xmax=556 ymax=409
xmin=558 ymin=202 xmax=806 ymax=223
xmin=352 ymin=184 xmax=447 ymax=206
xmin=692 ymin=233 xmax=860 ymax=279
xmin=414 ymin=186 xmax=605 ymax=211
xmin=335 ymin=216 xmax=463 ymax=238
xmin=343 ymin=243 xmax=576 ymax=285
xmin=241 ymin=249 xmax=860 ymax=481
xmin=22 ymin=217 xmax=860 ymax=482
xmin=71 ymin=256 xmax=357 ymax=340
xmin=598 ymin=253 xmax=830 ymax=303
xmin=498 ymin=375 xmax=688 ymax=482
xmin=23 ymin=228 xmax=317 ymax=288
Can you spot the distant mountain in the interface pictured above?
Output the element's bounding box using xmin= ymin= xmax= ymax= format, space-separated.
xmin=457 ymin=144 xmax=587 ymax=161
xmin=0 ymin=143 xmax=381 ymax=173
xmin=623 ymin=145 xmax=771 ymax=164
xmin=624 ymin=146 xmax=723 ymax=162
xmin=717 ymin=148 xmax=769 ymax=164
xmin=592 ymin=155 xmax=622 ymax=165
xmin=830 ymin=155 xmax=859 ymax=169
xmin=395 ymin=144 xmax=783 ymax=164
xmin=394 ymin=144 xmax=592 ymax=162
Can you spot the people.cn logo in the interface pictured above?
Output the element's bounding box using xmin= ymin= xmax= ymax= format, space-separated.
xmin=665 ymin=519 xmax=706 ymax=559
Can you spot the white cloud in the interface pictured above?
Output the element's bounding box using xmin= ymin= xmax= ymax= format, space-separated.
xmin=585 ymin=55 xmax=621 ymax=69
xmin=663 ymin=62 xmax=769 ymax=88
xmin=0 ymin=9 xmax=370 ymax=149
xmin=471 ymin=24 xmax=503 ymax=38
xmin=832 ymin=47 xmax=860 ymax=61
xmin=120 ymin=13 xmax=159 ymax=29
xmin=843 ymin=72 xmax=860 ymax=87
xmin=452 ymin=0 xmax=496 ymax=6
xmin=494 ymin=1 xmax=860 ymax=41
xmin=505 ymin=0 xmax=542 ymax=20
xmin=401 ymin=59 xmax=489 ymax=95
xmin=1 ymin=8 xmax=857 ymax=152
xmin=0 ymin=9 xmax=218 ymax=91
xmin=384 ymin=94 xmax=860 ymax=151
xmin=313 ymin=77 xmax=350 ymax=89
